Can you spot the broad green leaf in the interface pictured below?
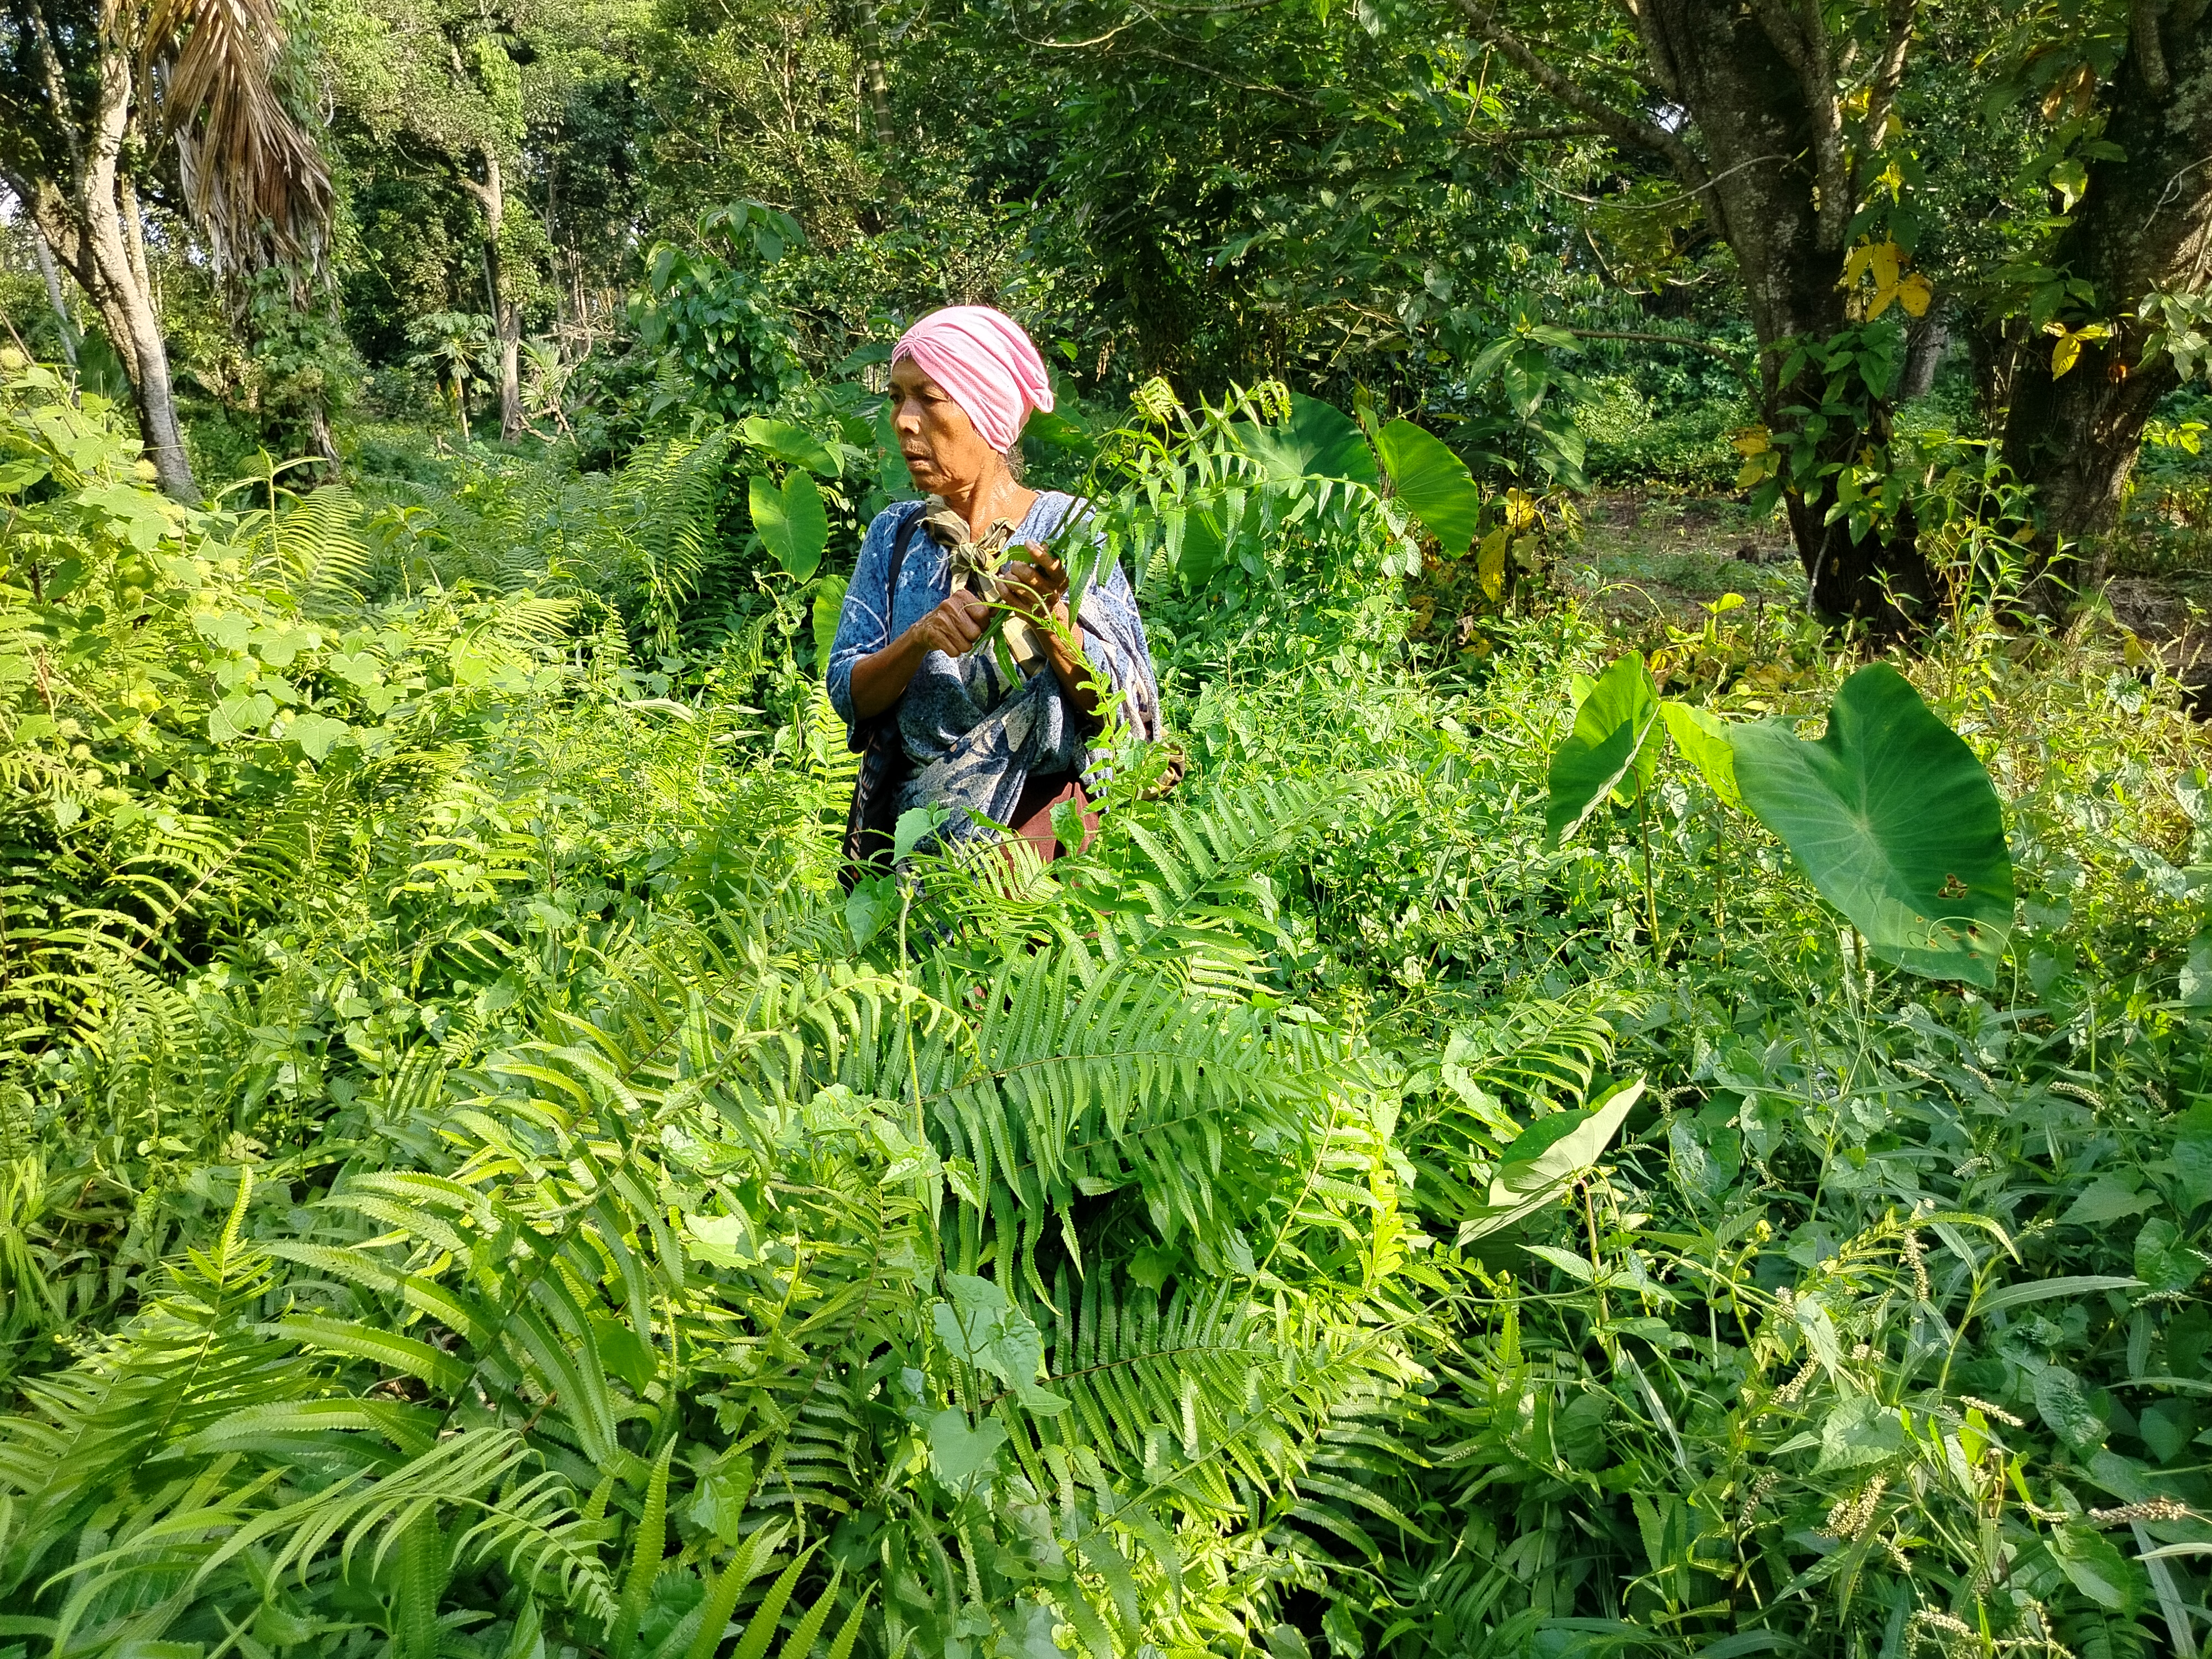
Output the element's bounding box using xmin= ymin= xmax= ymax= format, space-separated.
xmin=1022 ymin=409 xmax=1096 ymax=454
xmin=685 ymin=1211 xmax=754 ymax=1268
xmin=932 ymin=1274 xmax=1068 ymax=1415
xmin=1460 ymin=1078 xmax=1646 ymax=1241
xmin=1546 ymin=654 xmax=1659 ymax=846
xmin=2174 ymin=1102 xmax=2212 ymax=1208
xmin=2059 ymin=1172 xmax=2156 ymax=1226
xmin=2136 ymin=1218 xmax=2204 ymax=1296
xmin=284 ymin=710 xmax=350 ymax=761
xmin=742 ymin=416 xmax=840 ymax=475
xmin=926 ymin=1407 xmax=1008 ymax=1488
xmin=195 ymin=612 xmax=255 ymax=653
xmin=1235 ymin=394 xmax=1379 ymax=486
xmin=2034 ymin=1364 xmax=2106 ymax=1449
xmin=893 ymin=804 xmax=947 ymax=863
xmin=2049 ymin=1524 xmax=2142 ymax=1612
xmin=1171 ymin=500 xmax=1228 ymax=584
xmin=2183 ymin=927 xmax=2212 ymax=1007
xmin=80 ymin=480 xmax=177 ymax=550
xmin=1728 ymin=664 xmax=2013 ymax=985
xmin=845 ymin=875 xmax=897 ymax=947
xmin=751 ymin=472 xmax=829 ymax=579
xmin=811 ymin=572 xmax=848 ymax=669
xmin=1659 ymin=701 xmax=1741 ymax=809
xmin=1375 ymin=419 xmax=1481 ymax=555
xmin=1814 ymin=1394 xmax=1906 ymax=1472
xmin=587 ymin=1312 xmax=656 ymax=1392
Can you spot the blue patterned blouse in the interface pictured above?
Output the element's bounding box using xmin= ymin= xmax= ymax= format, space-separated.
xmin=823 ymin=492 xmax=1162 ymax=843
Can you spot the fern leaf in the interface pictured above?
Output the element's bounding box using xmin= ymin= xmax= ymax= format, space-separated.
xmin=608 ymin=1437 xmax=676 ymax=1659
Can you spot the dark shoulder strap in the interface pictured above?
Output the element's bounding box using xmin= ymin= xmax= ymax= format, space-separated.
xmin=851 ymin=508 xmax=926 ymax=755
xmin=886 ymin=504 xmax=921 ymax=596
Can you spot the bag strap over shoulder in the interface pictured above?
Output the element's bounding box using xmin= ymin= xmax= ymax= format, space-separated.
xmin=886 ymin=504 xmax=921 ymax=597
xmin=852 ymin=506 xmax=925 ymax=753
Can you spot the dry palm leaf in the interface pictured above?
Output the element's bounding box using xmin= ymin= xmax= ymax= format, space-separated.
xmin=140 ymin=0 xmax=332 ymax=271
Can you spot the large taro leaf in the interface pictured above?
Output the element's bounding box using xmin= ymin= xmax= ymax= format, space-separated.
xmin=1235 ymin=394 xmax=1379 ymax=487
xmin=741 ymin=415 xmax=840 ymax=476
xmin=751 ymin=471 xmax=829 ymax=579
xmin=1659 ymin=701 xmax=1742 ymax=810
xmin=1729 ymin=664 xmax=2013 ymax=986
xmin=1375 ymin=419 xmax=1482 ymax=556
xmin=1545 ymin=653 xmax=1660 ymax=846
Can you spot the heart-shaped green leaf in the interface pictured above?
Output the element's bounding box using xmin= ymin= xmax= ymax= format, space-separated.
xmin=1659 ymin=701 xmax=1741 ymax=809
xmin=926 ymin=1407 xmax=1009 ymax=1488
xmin=1459 ymin=1078 xmax=1645 ymax=1242
xmin=1728 ymin=664 xmax=2013 ymax=986
xmin=1375 ymin=419 xmax=1482 ymax=556
xmin=1546 ymin=654 xmax=1660 ymax=846
xmin=844 ymin=875 xmax=897 ymax=947
xmin=742 ymin=416 xmax=841 ymax=476
xmin=751 ymin=471 xmax=829 ymax=579
xmin=1235 ymin=394 xmax=1379 ymax=486
xmin=811 ymin=572 xmax=848 ymax=670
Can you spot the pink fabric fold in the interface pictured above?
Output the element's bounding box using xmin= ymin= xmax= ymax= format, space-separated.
xmin=890 ymin=306 xmax=1054 ymax=452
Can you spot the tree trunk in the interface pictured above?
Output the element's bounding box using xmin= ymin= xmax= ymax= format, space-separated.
xmin=28 ymin=223 xmax=77 ymax=366
xmin=7 ymin=9 xmax=194 ymax=500
xmin=1898 ymin=315 xmax=1947 ymax=400
xmin=463 ymin=153 xmax=524 ymax=442
xmin=1467 ymin=0 xmax=1933 ymax=628
xmin=1634 ymin=0 xmax=1933 ymax=629
xmin=2000 ymin=6 xmax=2212 ymax=605
xmin=1968 ymin=314 xmax=2024 ymax=430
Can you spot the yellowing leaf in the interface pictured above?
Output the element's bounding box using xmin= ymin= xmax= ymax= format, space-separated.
xmin=1504 ymin=487 xmax=1538 ymax=533
xmin=1897 ymin=273 xmax=1934 ymax=318
xmin=1476 ymin=527 xmax=1507 ymax=602
xmin=2052 ymin=333 xmax=2083 ymax=378
xmin=1730 ymin=427 xmax=1771 ymax=457
xmin=1869 ymin=242 xmax=1899 ymax=294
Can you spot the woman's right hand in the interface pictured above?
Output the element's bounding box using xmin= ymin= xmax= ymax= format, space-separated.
xmin=906 ymin=590 xmax=992 ymax=658
xmin=848 ymin=591 xmax=993 ymax=720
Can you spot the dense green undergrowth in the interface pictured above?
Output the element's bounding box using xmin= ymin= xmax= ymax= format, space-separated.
xmin=2 ymin=356 xmax=2211 ymax=1659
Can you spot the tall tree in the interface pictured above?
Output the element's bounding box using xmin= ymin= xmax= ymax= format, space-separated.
xmin=321 ymin=0 xmax=620 ymax=440
xmin=0 ymin=0 xmax=330 ymax=499
xmin=1994 ymin=2 xmax=2212 ymax=593
xmin=1447 ymin=0 xmax=1940 ymax=624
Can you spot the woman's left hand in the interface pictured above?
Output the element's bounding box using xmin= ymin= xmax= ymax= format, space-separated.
xmin=1000 ymin=542 xmax=1070 ymax=627
xmin=1001 ymin=541 xmax=1101 ymax=719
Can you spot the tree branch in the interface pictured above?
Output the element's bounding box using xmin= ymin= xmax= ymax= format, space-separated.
xmin=2135 ymin=0 xmax=2173 ymax=100
xmin=28 ymin=3 xmax=87 ymax=180
xmin=1619 ymin=0 xmax=1684 ymax=98
xmin=1455 ymin=0 xmax=1717 ymax=219
xmin=1863 ymin=0 xmax=1918 ymax=147
xmin=1752 ymin=0 xmax=1848 ymax=251
xmin=1475 ymin=124 xmax=1609 ymax=143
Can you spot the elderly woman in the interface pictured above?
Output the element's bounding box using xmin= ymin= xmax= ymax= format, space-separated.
xmin=827 ymin=306 xmax=1161 ymax=876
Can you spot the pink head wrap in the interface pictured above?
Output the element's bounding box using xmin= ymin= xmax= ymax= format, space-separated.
xmin=890 ymin=306 xmax=1054 ymax=453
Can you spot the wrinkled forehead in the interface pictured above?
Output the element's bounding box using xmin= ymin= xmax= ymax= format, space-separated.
xmin=888 ymin=356 xmax=943 ymax=397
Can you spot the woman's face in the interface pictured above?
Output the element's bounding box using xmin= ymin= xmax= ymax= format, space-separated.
xmin=889 ymin=357 xmax=998 ymax=498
